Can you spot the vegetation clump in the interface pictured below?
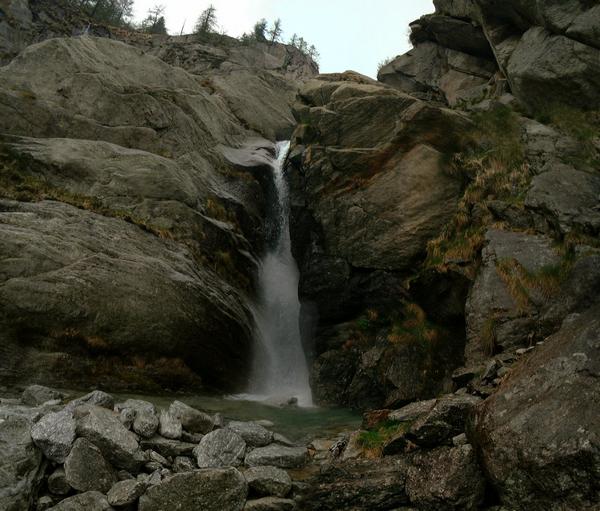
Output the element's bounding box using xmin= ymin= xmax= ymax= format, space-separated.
xmin=357 ymin=420 xmax=411 ymax=456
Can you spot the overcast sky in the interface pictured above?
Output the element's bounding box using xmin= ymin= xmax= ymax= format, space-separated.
xmin=132 ymin=0 xmax=435 ymax=77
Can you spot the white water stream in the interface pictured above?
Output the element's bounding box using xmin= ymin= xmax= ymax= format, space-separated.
xmin=244 ymin=141 xmax=313 ymax=407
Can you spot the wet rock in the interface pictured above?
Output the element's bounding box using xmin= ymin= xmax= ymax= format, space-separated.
xmin=193 ymin=428 xmax=246 ymax=468
xmin=22 ymin=385 xmax=64 ymax=407
xmin=244 ymin=497 xmax=296 ymax=511
xmin=64 ymin=438 xmax=116 ymax=493
xmin=158 ymin=410 xmax=182 ymax=440
xmin=75 ymin=406 xmax=143 ymax=472
xmin=31 ymin=409 xmax=76 ymax=463
xmin=245 ymin=445 xmax=307 ymax=469
xmin=47 ymin=491 xmax=114 ymax=511
xmin=169 ymin=401 xmax=214 ymax=434
xmin=0 ymin=411 xmax=44 ymax=511
xmin=473 ymin=306 xmax=600 ymax=510
xmin=107 ymin=479 xmax=147 ymax=507
xmin=409 ymin=394 xmax=481 ymax=447
xmin=172 ymin=456 xmax=196 ymax=473
xmin=139 ymin=436 xmax=196 ymax=458
xmin=138 ymin=468 xmax=247 ymax=511
xmin=406 ymin=445 xmax=485 ymax=510
xmin=244 ymin=466 xmax=292 ymax=498
xmin=227 ymin=421 xmax=273 ymax=447
xmin=115 ymin=400 xmax=159 ymax=439
xmin=48 ymin=468 xmax=71 ymax=495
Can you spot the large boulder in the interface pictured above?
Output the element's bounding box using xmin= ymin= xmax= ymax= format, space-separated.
xmin=138 ymin=468 xmax=247 ymax=511
xmin=472 ymin=305 xmax=600 ymax=510
xmin=0 ymin=408 xmax=45 ymax=511
xmin=227 ymin=421 xmax=273 ymax=447
xmin=64 ymin=438 xmax=116 ymax=494
xmin=168 ymin=401 xmax=214 ymax=434
xmin=48 ymin=491 xmax=113 ymax=511
xmin=30 ymin=409 xmax=76 ymax=463
xmin=244 ymin=466 xmax=292 ymax=498
xmin=21 ymin=385 xmax=64 ymax=406
xmin=245 ymin=445 xmax=307 ymax=469
xmin=75 ymin=406 xmax=144 ymax=472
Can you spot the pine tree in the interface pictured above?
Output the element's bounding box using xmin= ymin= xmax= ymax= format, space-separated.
xmin=268 ymin=18 xmax=283 ymax=45
xmin=195 ymin=4 xmax=217 ymax=36
xmin=308 ymin=44 xmax=320 ymax=63
xmin=141 ymin=4 xmax=167 ymax=34
xmin=289 ymin=33 xmax=298 ymax=47
xmin=253 ymin=19 xmax=268 ymax=42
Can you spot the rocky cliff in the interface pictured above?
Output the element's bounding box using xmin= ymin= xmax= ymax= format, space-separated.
xmin=0 ymin=0 xmax=317 ymax=392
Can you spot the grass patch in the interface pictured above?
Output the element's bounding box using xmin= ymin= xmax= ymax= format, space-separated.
xmin=426 ymin=105 xmax=531 ymax=276
xmin=387 ymin=303 xmax=442 ymax=347
xmin=357 ymin=420 xmax=410 ymax=455
xmin=481 ymin=316 xmax=497 ymax=356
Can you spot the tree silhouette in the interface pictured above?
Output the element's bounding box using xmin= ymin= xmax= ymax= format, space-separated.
xmin=195 ymin=4 xmax=217 ymax=36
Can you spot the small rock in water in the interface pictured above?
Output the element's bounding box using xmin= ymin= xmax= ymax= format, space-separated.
xmin=22 ymin=385 xmax=64 ymax=407
xmin=159 ymin=409 xmax=182 ymax=440
xmin=31 ymin=409 xmax=76 ymax=463
xmin=255 ymin=420 xmax=275 ymax=428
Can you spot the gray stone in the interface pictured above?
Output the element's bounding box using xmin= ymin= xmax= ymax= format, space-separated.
xmin=48 ymin=468 xmax=71 ymax=496
xmin=245 ymin=445 xmax=307 ymax=469
xmin=169 ymin=401 xmax=214 ymax=434
xmin=388 ymin=399 xmax=437 ymax=423
xmin=64 ymin=438 xmax=116 ymax=494
xmin=227 ymin=421 xmax=273 ymax=447
xmin=172 ymin=456 xmax=196 ymax=473
xmin=115 ymin=400 xmax=159 ymax=439
xmin=0 ymin=411 xmax=44 ymax=511
xmin=244 ymin=466 xmax=292 ymax=498
xmin=107 ymin=479 xmax=147 ymax=507
xmin=139 ymin=436 xmax=196 ymax=458
xmin=158 ymin=409 xmax=182 ymax=440
xmin=409 ymin=394 xmax=482 ymax=447
xmin=118 ymin=409 xmax=135 ymax=430
xmin=244 ymin=497 xmax=296 ymax=511
xmin=193 ymin=428 xmax=246 ymax=468
xmin=31 ymin=410 xmax=76 ymax=463
xmin=272 ymin=433 xmax=294 ymax=447
xmin=37 ymin=496 xmax=54 ymax=511
xmin=22 ymin=385 xmax=64 ymax=406
xmin=47 ymin=491 xmax=114 ymax=511
xmin=180 ymin=431 xmax=204 ymax=443
xmin=473 ymin=305 xmax=600 ymax=510
xmin=406 ymin=445 xmax=485 ymax=510
xmin=147 ymin=450 xmax=169 ymax=466
xmin=138 ymin=468 xmax=247 ymax=511
xmin=452 ymin=433 xmax=468 ymax=447
xmin=75 ymin=406 xmax=143 ymax=472
xmin=66 ymin=391 xmax=115 ymax=411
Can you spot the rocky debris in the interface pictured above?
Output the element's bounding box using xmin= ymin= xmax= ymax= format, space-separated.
xmin=107 ymin=479 xmax=147 ymax=507
xmin=139 ymin=436 xmax=196 ymax=458
xmin=158 ymin=410 xmax=182 ymax=440
xmin=244 ymin=497 xmax=296 ymax=511
xmin=115 ymin=400 xmax=159 ymax=439
xmin=172 ymin=456 xmax=196 ymax=473
xmin=47 ymin=491 xmax=113 ymax=511
xmin=138 ymin=468 xmax=248 ymax=511
xmin=194 ymin=428 xmax=246 ymax=468
xmin=297 ymin=457 xmax=410 ymax=510
xmin=64 ymin=438 xmax=116 ymax=493
xmin=0 ymin=410 xmax=44 ymax=511
xmin=244 ymin=466 xmax=292 ymax=498
xmin=473 ymin=306 xmax=600 ymax=509
xmin=169 ymin=401 xmax=214 ymax=434
xmin=22 ymin=385 xmax=64 ymax=407
xmin=228 ymin=421 xmax=274 ymax=447
xmin=48 ymin=468 xmax=71 ymax=496
xmin=409 ymin=394 xmax=481 ymax=447
xmin=406 ymin=444 xmax=486 ymax=510
xmin=31 ymin=410 xmax=76 ymax=463
xmin=245 ymin=445 xmax=307 ymax=469
xmin=75 ymin=406 xmax=143 ymax=472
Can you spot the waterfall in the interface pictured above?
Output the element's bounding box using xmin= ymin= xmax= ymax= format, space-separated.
xmin=248 ymin=141 xmax=313 ymax=407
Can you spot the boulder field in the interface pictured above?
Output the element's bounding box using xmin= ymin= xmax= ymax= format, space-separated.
xmin=1 ymin=0 xmax=599 ymax=509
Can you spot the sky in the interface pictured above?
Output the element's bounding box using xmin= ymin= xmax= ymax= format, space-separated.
xmin=132 ymin=0 xmax=435 ymax=78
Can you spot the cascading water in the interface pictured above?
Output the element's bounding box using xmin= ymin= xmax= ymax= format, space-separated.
xmin=248 ymin=141 xmax=313 ymax=407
